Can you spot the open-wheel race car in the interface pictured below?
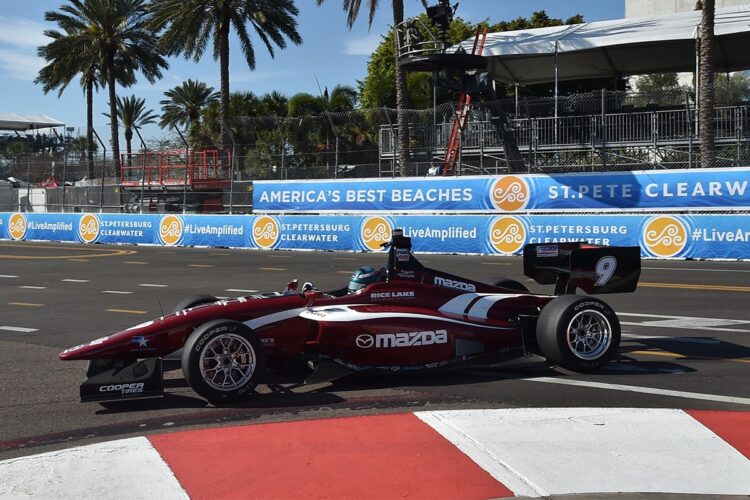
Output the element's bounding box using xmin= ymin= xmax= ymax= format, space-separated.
xmin=60 ymin=230 xmax=641 ymax=405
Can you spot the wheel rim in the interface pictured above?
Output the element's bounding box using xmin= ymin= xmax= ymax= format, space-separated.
xmin=199 ymin=333 xmax=256 ymax=391
xmin=566 ymin=309 xmax=612 ymax=360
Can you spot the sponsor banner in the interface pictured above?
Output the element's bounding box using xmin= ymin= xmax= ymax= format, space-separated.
xmin=248 ymin=215 xmax=357 ymax=251
xmin=1 ymin=213 xmax=749 ymax=259
xmin=84 ymin=214 xmax=155 ymax=244
xmin=253 ymin=167 xmax=750 ymax=213
xmin=169 ymin=215 xmax=247 ymax=248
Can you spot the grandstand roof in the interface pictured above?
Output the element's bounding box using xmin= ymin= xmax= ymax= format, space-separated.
xmin=457 ymin=5 xmax=750 ymax=85
xmin=0 ymin=113 xmax=65 ymax=131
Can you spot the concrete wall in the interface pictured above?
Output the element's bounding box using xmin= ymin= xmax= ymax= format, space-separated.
xmin=626 ymin=0 xmax=750 ymax=18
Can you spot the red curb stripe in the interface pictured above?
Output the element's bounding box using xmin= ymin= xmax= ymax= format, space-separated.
xmin=686 ymin=410 xmax=750 ymax=460
xmin=149 ymin=413 xmax=514 ymax=499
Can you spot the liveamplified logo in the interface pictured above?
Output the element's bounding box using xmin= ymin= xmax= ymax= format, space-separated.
xmin=642 ymin=215 xmax=687 ymax=257
xmin=252 ymin=216 xmax=279 ymax=249
xmin=159 ymin=215 xmax=183 ymax=246
xmin=361 ymin=216 xmax=392 ymax=252
xmin=78 ymin=214 xmax=100 ymax=243
xmin=490 ymin=176 xmax=529 ymax=212
xmin=8 ymin=213 xmax=27 ymax=240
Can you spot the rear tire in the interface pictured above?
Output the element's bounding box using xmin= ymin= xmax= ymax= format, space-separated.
xmin=536 ymin=295 xmax=620 ymax=372
xmin=182 ymin=320 xmax=265 ymax=404
xmin=173 ymin=294 xmax=217 ymax=313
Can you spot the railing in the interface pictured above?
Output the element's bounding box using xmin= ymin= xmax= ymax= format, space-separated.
xmin=380 ymin=106 xmax=749 ymax=154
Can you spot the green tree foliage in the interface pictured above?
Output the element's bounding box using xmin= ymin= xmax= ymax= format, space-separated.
xmin=40 ymin=0 xmax=167 ymax=175
xmin=160 ymin=79 xmax=219 ymax=133
xmin=36 ymin=0 xmax=141 ymax=177
xmin=358 ymin=11 xmax=594 ymax=110
xmin=150 ymin=0 xmax=302 ymax=153
xmin=104 ymin=95 xmax=159 ymax=161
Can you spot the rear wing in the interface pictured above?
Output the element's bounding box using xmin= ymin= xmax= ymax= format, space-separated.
xmin=523 ymin=242 xmax=641 ymax=295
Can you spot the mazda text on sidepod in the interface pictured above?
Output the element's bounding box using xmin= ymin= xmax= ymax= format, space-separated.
xmin=60 ymin=230 xmax=641 ymax=405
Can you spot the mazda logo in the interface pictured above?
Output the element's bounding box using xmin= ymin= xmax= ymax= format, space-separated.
xmin=355 ymin=334 xmax=374 ymax=348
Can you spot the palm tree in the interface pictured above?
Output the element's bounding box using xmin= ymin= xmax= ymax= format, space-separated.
xmin=104 ymin=95 xmax=159 ymax=162
xmin=45 ymin=0 xmax=168 ymax=176
xmin=160 ymin=79 xmax=219 ymax=134
xmin=150 ymin=0 xmax=303 ymax=156
xmin=316 ymin=0 xmax=409 ymax=175
xmin=36 ymin=8 xmax=134 ymax=179
xmin=699 ymin=0 xmax=715 ymax=168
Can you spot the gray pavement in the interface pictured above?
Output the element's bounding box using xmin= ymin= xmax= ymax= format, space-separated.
xmin=1 ymin=240 xmax=749 ymax=460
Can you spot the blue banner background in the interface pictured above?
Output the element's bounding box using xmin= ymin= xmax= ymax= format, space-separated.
xmin=1 ymin=212 xmax=748 ymax=259
xmin=253 ymin=168 xmax=750 ymax=213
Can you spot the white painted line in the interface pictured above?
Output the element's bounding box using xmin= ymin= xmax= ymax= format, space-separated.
xmin=417 ymin=408 xmax=750 ymax=496
xmin=101 ymin=290 xmax=133 ymax=295
xmin=621 ymin=321 xmax=750 ymax=334
xmin=19 ymin=286 xmax=46 ymax=290
xmin=0 ymin=275 xmax=18 ymax=278
xmin=62 ymin=279 xmax=89 ymax=283
xmin=139 ymin=283 xmax=168 ymax=288
xmin=225 ymin=288 xmax=258 ymax=293
xmin=620 ymin=311 xmax=750 ymax=321
xmin=524 ymin=377 xmax=750 ymax=405
xmin=644 ymin=266 xmax=750 ymax=273
xmin=0 ymin=436 xmax=188 ymax=498
xmin=620 ymin=312 xmax=750 ymax=333
xmin=621 ymin=333 xmax=720 ymax=344
xmin=0 ymin=326 xmax=38 ymax=333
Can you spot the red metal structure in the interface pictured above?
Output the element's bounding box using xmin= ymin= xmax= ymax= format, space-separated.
xmin=120 ymin=149 xmax=231 ymax=190
xmin=442 ymin=27 xmax=489 ymax=176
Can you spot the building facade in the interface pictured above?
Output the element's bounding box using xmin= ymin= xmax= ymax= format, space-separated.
xmin=626 ymin=0 xmax=749 ymax=18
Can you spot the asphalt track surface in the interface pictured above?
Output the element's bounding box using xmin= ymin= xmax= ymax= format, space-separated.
xmin=1 ymin=240 xmax=749 ymax=461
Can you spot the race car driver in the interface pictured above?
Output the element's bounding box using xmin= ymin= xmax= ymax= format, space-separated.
xmin=301 ymin=265 xmax=384 ymax=296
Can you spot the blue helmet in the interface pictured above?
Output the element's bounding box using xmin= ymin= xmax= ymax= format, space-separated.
xmin=347 ymin=266 xmax=382 ymax=294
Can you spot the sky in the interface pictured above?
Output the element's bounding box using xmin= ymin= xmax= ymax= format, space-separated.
xmin=0 ymin=0 xmax=624 ymax=146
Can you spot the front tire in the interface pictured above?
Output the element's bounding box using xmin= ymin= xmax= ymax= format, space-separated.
xmin=536 ymin=295 xmax=620 ymax=372
xmin=182 ymin=320 xmax=265 ymax=404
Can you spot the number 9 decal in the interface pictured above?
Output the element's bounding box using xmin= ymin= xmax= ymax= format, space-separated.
xmin=595 ymin=256 xmax=617 ymax=286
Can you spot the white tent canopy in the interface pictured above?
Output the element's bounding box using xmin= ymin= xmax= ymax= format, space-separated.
xmin=457 ymin=5 xmax=750 ymax=85
xmin=0 ymin=113 xmax=65 ymax=131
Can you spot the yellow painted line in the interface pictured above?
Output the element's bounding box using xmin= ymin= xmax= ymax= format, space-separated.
xmin=106 ymin=308 xmax=147 ymax=314
xmin=336 ymin=270 xmax=353 ymax=274
xmin=333 ymin=257 xmax=357 ymax=261
xmin=210 ymin=253 xmax=231 ymax=256
xmin=125 ymin=261 xmax=149 ymax=265
xmin=69 ymin=258 xmax=90 ymax=262
xmin=9 ymin=302 xmax=44 ymax=307
xmin=630 ymin=350 xmax=686 ymax=359
xmin=268 ymin=255 xmax=291 ymax=259
xmin=481 ymin=262 xmax=511 ymax=266
xmin=188 ymin=264 xmax=214 ymax=268
xmin=258 ymin=267 xmax=287 ymax=271
xmin=630 ymin=350 xmax=750 ymax=365
xmin=640 ymin=282 xmax=750 ymax=293
xmin=0 ymin=243 xmax=137 ymax=260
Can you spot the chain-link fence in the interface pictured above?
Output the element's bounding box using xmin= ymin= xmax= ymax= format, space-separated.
xmin=2 ymin=87 xmax=748 ymax=213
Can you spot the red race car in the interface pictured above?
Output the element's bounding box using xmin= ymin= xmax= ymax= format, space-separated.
xmin=60 ymin=230 xmax=641 ymax=405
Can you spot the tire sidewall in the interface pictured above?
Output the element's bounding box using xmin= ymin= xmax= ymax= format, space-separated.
xmin=537 ymin=295 xmax=620 ymax=371
xmin=182 ymin=319 xmax=265 ymax=404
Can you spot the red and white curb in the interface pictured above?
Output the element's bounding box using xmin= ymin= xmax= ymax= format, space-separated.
xmin=1 ymin=408 xmax=749 ymax=499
